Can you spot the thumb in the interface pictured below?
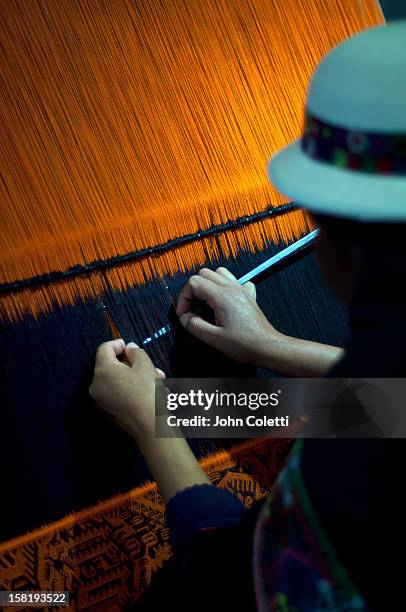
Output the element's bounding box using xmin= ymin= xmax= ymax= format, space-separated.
xmin=179 ymin=313 xmax=223 ymax=348
xmin=125 ymin=342 xmax=154 ymax=370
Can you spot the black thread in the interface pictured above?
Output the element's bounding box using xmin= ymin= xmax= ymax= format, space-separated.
xmin=0 ymin=202 xmax=297 ymax=294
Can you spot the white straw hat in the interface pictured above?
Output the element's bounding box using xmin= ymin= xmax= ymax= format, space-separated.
xmin=267 ymin=21 xmax=406 ymax=221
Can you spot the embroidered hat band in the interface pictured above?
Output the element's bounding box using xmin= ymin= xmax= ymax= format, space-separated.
xmin=301 ymin=111 xmax=406 ymax=176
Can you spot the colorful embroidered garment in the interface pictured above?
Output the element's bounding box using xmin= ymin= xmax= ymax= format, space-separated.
xmin=253 ymin=439 xmax=369 ymax=612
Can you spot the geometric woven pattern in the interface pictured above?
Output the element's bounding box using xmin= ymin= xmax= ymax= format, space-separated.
xmin=0 ymin=438 xmax=294 ymax=610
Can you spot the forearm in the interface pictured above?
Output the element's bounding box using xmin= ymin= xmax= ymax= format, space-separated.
xmin=257 ymin=331 xmax=344 ymax=377
xmin=137 ymin=434 xmax=210 ymax=503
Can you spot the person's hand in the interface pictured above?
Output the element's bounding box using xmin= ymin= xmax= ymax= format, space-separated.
xmin=176 ymin=267 xmax=283 ymax=367
xmin=89 ymin=339 xmax=165 ymax=440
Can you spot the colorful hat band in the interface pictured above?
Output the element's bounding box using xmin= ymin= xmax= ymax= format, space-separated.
xmin=301 ymin=111 xmax=406 ymax=175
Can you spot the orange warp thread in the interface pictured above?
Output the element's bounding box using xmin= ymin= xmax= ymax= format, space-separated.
xmin=0 ymin=0 xmax=383 ymax=320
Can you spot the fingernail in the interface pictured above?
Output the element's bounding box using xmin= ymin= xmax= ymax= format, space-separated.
xmin=179 ymin=314 xmax=187 ymax=328
xmin=127 ymin=341 xmax=139 ymax=348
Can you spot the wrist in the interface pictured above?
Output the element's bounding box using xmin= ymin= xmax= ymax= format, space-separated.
xmin=129 ymin=421 xmax=156 ymax=445
xmin=259 ymin=333 xmax=345 ymax=377
xmin=253 ymin=328 xmax=295 ymax=370
xmin=133 ymin=417 xmax=185 ymax=448
xmin=123 ymin=410 xmax=156 ymax=444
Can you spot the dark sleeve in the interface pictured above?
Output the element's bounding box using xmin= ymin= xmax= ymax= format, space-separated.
xmin=136 ymin=491 xmax=263 ymax=612
xmin=165 ymin=483 xmax=247 ymax=550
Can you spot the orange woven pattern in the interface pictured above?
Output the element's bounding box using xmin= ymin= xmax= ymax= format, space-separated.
xmin=0 ymin=438 xmax=293 ymax=610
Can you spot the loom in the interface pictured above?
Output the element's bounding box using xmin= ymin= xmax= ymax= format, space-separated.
xmin=0 ymin=0 xmax=385 ymax=608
